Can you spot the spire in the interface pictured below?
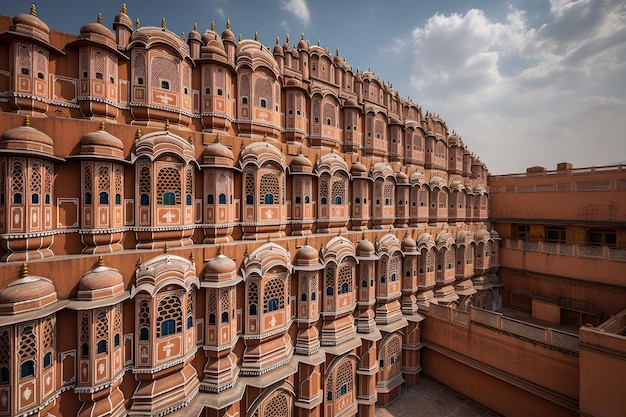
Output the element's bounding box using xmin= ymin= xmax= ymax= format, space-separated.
xmin=276 ymin=36 xmax=279 ymax=45
xmin=226 ymin=18 xmax=231 ymax=29
xmin=211 ymin=20 xmax=215 ymax=31
xmin=23 ymin=115 xmax=30 ymax=127
xmin=19 ymin=262 xmax=29 ymax=278
xmin=135 ymin=18 xmax=140 ymax=29
xmin=98 ymin=255 xmax=104 ymax=267
xmin=121 ymin=3 xmax=127 ymax=14
xmin=285 ymin=33 xmax=290 ymax=44
xmin=254 ymin=31 xmax=258 ymax=41
xmin=217 ymin=244 xmax=222 ymax=255
xmin=135 ymin=128 xmax=142 ymax=141
xmin=97 ymin=13 xmax=102 ymax=24
xmin=165 ymin=119 xmax=170 ymax=131
xmin=100 ymin=120 xmax=106 ymax=131
xmin=304 ymin=236 xmax=309 ymax=246
xmin=193 ymin=22 xmax=198 ymax=31
xmin=301 ymin=32 xmax=304 ymax=40
xmin=181 ymin=32 xmax=185 ymax=41
xmin=30 ymin=4 xmax=37 ymax=17
xmin=189 ymin=252 xmax=195 ymax=263
xmin=164 ymin=243 xmax=169 ymax=253
xmin=238 ymin=33 xmax=242 ymax=41
xmin=136 ymin=257 xmax=142 ymax=268
xmin=335 ymin=47 xmax=339 ymax=57
xmin=161 ymin=17 xmax=166 ymax=30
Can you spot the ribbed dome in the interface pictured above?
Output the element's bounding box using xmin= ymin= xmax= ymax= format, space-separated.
xmin=188 ymin=23 xmax=201 ymax=42
xmin=343 ymin=98 xmax=358 ymax=107
xmin=221 ymin=20 xmax=235 ymax=42
xmin=297 ymin=33 xmax=308 ymax=50
xmin=350 ymin=161 xmax=367 ymax=176
xmin=78 ymin=262 xmax=124 ymax=301
xmin=0 ymin=270 xmax=57 ymax=315
xmin=295 ymin=244 xmax=318 ymax=265
xmin=205 ymin=254 xmax=237 ymax=275
xmin=290 ymin=153 xmax=312 ymax=172
xmin=396 ymin=171 xmax=409 ymax=184
xmin=81 ymin=127 xmax=124 ymax=150
xmin=11 ymin=6 xmax=50 ymax=42
xmin=356 ymin=239 xmax=375 ymax=257
xmin=402 ymin=234 xmax=417 ymax=252
xmin=204 ymin=141 xmax=234 ymax=161
xmin=113 ymin=4 xmax=132 ymax=30
xmin=79 ymin=21 xmax=116 ymax=42
xmin=1 ymin=117 xmax=54 ymax=157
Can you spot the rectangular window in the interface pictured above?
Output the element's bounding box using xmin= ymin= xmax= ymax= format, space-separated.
xmin=545 ymin=227 xmax=566 ymax=244
xmin=588 ymin=229 xmax=617 ymax=247
xmin=517 ymin=225 xmax=530 ymax=241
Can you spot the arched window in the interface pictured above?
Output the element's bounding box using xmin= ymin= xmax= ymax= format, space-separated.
xmin=326 ymin=287 xmax=333 ymax=296
xmin=209 ymin=313 xmax=216 ymax=325
xmin=260 ymin=99 xmax=267 ymax=108
xmin=161 ymin=80 xmax=169 ymax=90
xmin=264 ymin=194 xmax=274 ymax=204
xmin=161 ymin=319 xmax=176 ymax=336
xmin=99 ymin=191 xmax=109 ymax=204
xmin=391 ymin=274 xmax=396 ymax=282
xmin=140 ymin=328 xmax=149 ymax=340
xmin=341 ymin=283 xmax=349 ymax=294
xmin=355 ymin=197 xmax=360 ymax=204
xmin=327 ymin=391 xmax=332 ymax=401
xmin=186 ymin=194 xmax=192 ymax=205
xmin=335 ymin=196 xmax=342 ymax=204
xmin=84 ymin=192 xmax=92 ymax=204
xmin=31 ymin=193 xmax=39 ymax=204
xmin=140 ymin=194 xmax=149 ymax=206
xmin=219 ymin=194 xmax=226 ymax=204
xmin=187 ymin=316 xmax=193 ymax=329
xmin=163 ymin=192 xmax=175 ymax=205
xmin=246 ymin=194 xmax=253 ymax=204
xmin=20 ymin=360 xmax=34 ymax=378
xmin=0 ymin=367 xmax=8 ymax=384
xmin=221 ymin=312 xmax=229 ymax=323
xmin=249 ymin=304 xmax=257 ymax=316
xmin=207 ymin=194 xmax=214 ymax=204
xmin=97 ymin=340 xmax=108 ymax=354
xmin=114 ymin=334 xmax=120 ymax=347
xmin=268 ymin=298 xmax=279 ymax=312
xmin=305 ymin=196 xmax=310 ymax=203
xmin=295 ymin=196 xmax=301 ymax=204
xmin=362 ymin=279 xmax=367 ymax=287
xmin=321 ymin=197 xmax=327 ymax=205
xmin=13 ymin=193 xmax=22 ymax=204
xmin=311 ymin=292 xmax=316 ymax=301
xmin=115 ymin=194 xmax=121 ymax=204
xmin=81 ymin=343 xmax=89 ymax=357
xmin=43 ymin=352 xmax=52 ymax=368
xmin=301 ymin=293 xmax=307 ymax=302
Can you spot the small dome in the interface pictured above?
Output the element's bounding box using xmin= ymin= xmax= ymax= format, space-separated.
xmin=81 ymin=125 xmax=124 ymax=149
xmin=343 ymin=98 xmax=358 ymax=108
xmin=350 ymin=161 xmax=367 ymax=176
xmin=410 ymin=171 xmax=426 ymax=184
xmin=396 ymin=171 xmax=409 ymax=184
xmin=79 ymin=20 xmax=116 ymax=42
xmin=402 ymin=234 xmax=417 ymax=252
xmin=11 ymin=6 xmax=51 ymax=43
xmin=295 ymin=243 xmax=318 ymax=266
xmin=221 ymin=20 xmax=235 ymax=42
xmin=0 ymin=269 xmax=57 ymax=315
xmin=204 ymin=140 xmax=234 ymax=162
xmin=78 ymin=260 xmax=124 ymax=301
xmin=1 ymin=117 xmax=54 ymax=157
xmin=205 ymin=254 xmax=237 ymax=276
xmin=113 ymin=4 xmax=132 ymax=30
xmin=290 ymin=153 xmax=312 ymax=173
xmin=188 ymin=26 xmax=201 ymax=42
xmin=297 ymin=33 xmax=308 ymax=50
xmin=356 ymin=239 xmax=375 ymax=258
xmin=286 ymin=78 xmax=302 ymax=87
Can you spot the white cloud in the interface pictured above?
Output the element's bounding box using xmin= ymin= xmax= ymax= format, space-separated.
xmin=379 ymin=37 xmax=407 ymax=54
xmin=215 ymin=7 xmax=225 ymax=20
xmin=406 ymin=1 xmax=626 ymax=173
xmin=281 ymin=0 xmax=310 ymax=26
xmin=280 ymin=20 xmax=290 ymax=32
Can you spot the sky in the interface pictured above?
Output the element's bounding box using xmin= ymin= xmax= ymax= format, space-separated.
xmin=2 ymin=0 xmax=625 ymax=174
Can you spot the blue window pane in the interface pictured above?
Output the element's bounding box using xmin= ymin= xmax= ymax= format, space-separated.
xmin=221 ymin=312 xmax=229 ymax=323
xmin=207 ymin=194 xmax=214 ymax=204
xmin=140 ymin=194 xmax=149 ymax=206
xmin=264 ymin=194 xmax=274 ymax=204
xmin=43 ymin=352 xmax=52 ymax=368
xmin=97 ymin=340 xmax=108 ymax=354
xmin=99 ymin=192 xmax=109 ymax=204
xmin=20 ymin=361 xmax=34 ymax=378
xmin=246 ymin=195 xmax=253 ymax=205
xmin=140 ymin=327 xmax=149 ymax=340
xmin=187 ymin=316 xmax=193 ymax=329
xmin=115 ymin=194 xmax=121 ymax=204
xmin=219 ymin=194 xmax=226 ymax=204
xmin=163 ymin=192 xmax=175 ymax=205
xmin=31 ymin=193 xmax=39 ymax=204
xmin=186 ymin=194 xmax=192 ymax=205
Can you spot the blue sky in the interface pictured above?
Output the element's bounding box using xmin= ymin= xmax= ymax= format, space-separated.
xmin=2 ymin=0 xmax=625 ymax=174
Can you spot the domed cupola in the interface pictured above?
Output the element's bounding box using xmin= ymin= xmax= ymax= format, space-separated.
xmin=0 ymin=116 xmax=60 ymax=161
xmin=79 ymin=121 xmax=125 ymax=161
xmin=0 ymin=263 xmax=62 ymax=317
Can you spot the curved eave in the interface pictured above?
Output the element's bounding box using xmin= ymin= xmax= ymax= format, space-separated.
xmin=0 ymin=148 xmax=65 ymax=162
xmin=127 ymin=38 xmax=195 ymax=67
xmin=0 ymin=30 xmax=66 ymax=55
xmin=65 ymin=153 xmax=130 ymax=164
xmin=0 ymin=299 xmax=69 ymax=327
xmin=66 ymin=38 xmax=130 ymax=60
xmin=66 ymin=290 xmax=130 ymax=310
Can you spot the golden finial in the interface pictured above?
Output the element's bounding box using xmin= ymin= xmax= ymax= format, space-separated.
xmin=165 ymin=119 xmax=170 ymax=131
xmin=136 ymin=257 xmax=142 ymax=268
xmin=97 ymin=255 xmax=104 ymax=267
xmin=301 ymin=32 xmax=305 ymax=40
xmin=135 ymin=128 xmax=142 ymax=140
xmin=226 ymin=19 xmax=231 ymax=29
xmin=238 ymin=33 xmax=242 ymax=41
xmin=335 ymin=47 xmax=339 ymax=56
xmin=267 ymin=235 xmax=271 ymax=243
xmin=30 ymin=4 xmax=37 ymax=17
xmin=286 ymin=33 xmax=290 ymax=44
xmin=181 ymin=32 xmax=185 ymax=41
xmin=19 ymin=262 xmax=29 ymax=278
xmin=254 ymin=31 xmax=258 ymax=41
xmin=317 ymin=39 xmax=320 ymax=46
xmin=304 ymin=237 xmax=309 ymax=246
xmin=211 ymin=21 xmax=215 ymax=31
xmin=362 ymin=231 xmax=366 ymax=240
xmin=217 ymin=245 xmax=222 ymax=256
xmin=189 ymin=252 xmax=194 ymax=262
xmin=193 ymin=22 xmax=198 ymax=31
xmin=298 ymin=145 xmax=303 ymax=154
xmin=306 ymin=40 xmax=310 ymax=47
xmin=121 ymin=4 xmax=127 ymax=14
xmin=286 ymin=242 xmax=290 ymax=252
xmin=135 ymin=18 xmax=140 ymax=29
xmin=187 ymin=135 xmax=193 ymax=145
xmin=276 ymin=36 xmax=280 ymax=45
xmin=243 ymin=245 xmax=249 ymax=258
xmin=262 ymin=134 xmax=267 ymax=142
xmin=23 ymin=115 xmax=31 ymax=127
xmin=97 ymin=13 xmax=103 ymax=24
xmin=215 ymin=133 xmax=220 ymax=143
xmin=267 ymin=43 xmax=270 ymax=50
xmin=164 ymin=243 xmax=169 ymax=253
xmin=161 ymin=17 xmax=166 ymax=30
xmin=100 ymin=120 xmax=106 ymax=130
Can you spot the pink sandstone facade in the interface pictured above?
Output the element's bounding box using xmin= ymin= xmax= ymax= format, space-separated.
xmin=0 ymin=4 xmax=623 ymax=417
